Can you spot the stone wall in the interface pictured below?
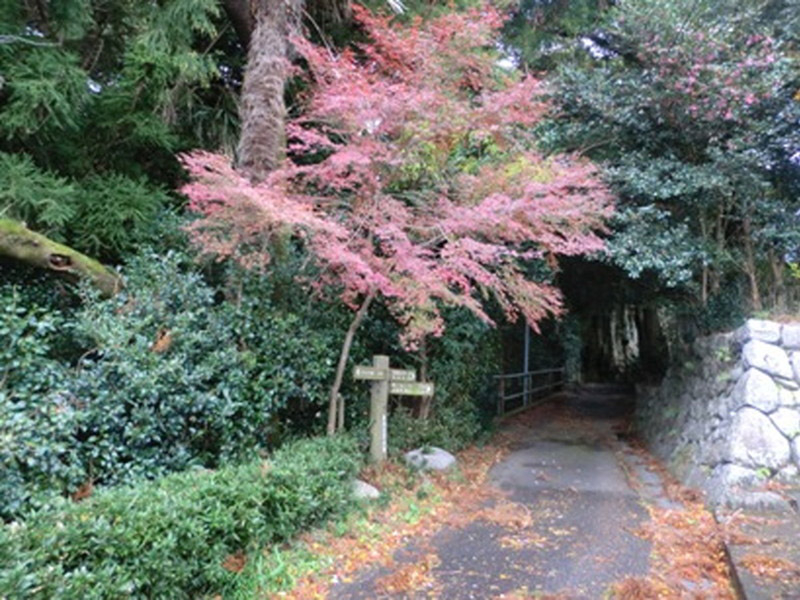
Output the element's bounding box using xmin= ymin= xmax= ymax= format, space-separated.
xmin=636 ymin=319 xmax=800 ymax=510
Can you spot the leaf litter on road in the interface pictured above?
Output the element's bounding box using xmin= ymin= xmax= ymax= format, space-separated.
xmin=247 ymin=400 xmax=738 ymax=599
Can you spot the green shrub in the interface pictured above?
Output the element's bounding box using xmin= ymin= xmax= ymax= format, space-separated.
xmin=0 ymin=286 xmax=84 ymax=517
xmin=70 ymin=251 xmax=254 ymax=484
xmin=0 ymin=251 xmax=362 ymax=519
xmin=387 ymin=308 xmax=500 ymax=454
xmin=0 ymin=434 xmax=361 ymax=600
xmin=388 ymin=400 xmax=483 ymax=454
xmin=231 ymin=272 xmax=345 ymax=439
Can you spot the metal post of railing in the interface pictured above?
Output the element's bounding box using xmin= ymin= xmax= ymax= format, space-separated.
xmin=494 ymin=366 xmax=567 ymax=418
xmin=523 ymin=323 xmax=530 ymax=408
xmin=525 ymin=372 xmax=531 ymax=407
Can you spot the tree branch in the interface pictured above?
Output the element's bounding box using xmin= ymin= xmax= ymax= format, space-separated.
xmin=0 ymin=218 xmax=122 ymax=296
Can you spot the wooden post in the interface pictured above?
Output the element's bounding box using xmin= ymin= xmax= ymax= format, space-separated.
xmin=354 ymin=357 xmax=430 ymax=463
xmin=369 ymin=355 xmax=390 ymax=463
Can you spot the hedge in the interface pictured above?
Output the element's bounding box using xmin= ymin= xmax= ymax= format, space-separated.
xmin=0 ymin=435 xmax=360 ymax=599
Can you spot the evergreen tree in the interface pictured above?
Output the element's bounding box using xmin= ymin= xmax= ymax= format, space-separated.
xmin=538 ymin=0 xmax=800 ymax=314
xmin=0 ymin=0 xmax=241 ymax=285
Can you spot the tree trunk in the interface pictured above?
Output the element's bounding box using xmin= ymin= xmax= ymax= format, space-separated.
xmin=769 ymin=250 xmax=787 ymax=313
xmin=336 ymin=392 xmax=345 ymax=431
xmin=236 ymin=0 xmax=300 ymax=181
xmin=221 ymin=0 xmax=254 ymax=48
xmin=741 ymin=212 xmax=762 ymax=312
xmin=327 ymin=290 xmax=375 ymax=435
xmin=0 ymin=218 xmax=122 ymax=295
xmin=709 ymin=205 xmax=726 ymax=296
xmin=699 ymin=213 xmax=709 ymax=306
xmin=234 ymin=0 xmax=365 ymax=181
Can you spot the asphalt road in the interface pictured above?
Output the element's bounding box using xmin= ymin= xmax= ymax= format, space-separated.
xmin=331 ymin=385 xmax=661 ymax=599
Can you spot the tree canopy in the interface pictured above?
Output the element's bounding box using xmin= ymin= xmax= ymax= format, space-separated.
xmin=182 ymin=4 xmax=613 ymax=431
xmin=536 ymin=0 xmax=800 ymax=316
xmin=0 ymin=0 xmax=240 ymax=262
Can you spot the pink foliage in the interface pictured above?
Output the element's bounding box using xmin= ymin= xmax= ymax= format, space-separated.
xmin=181 ymin=4 xmax=613 ymax=348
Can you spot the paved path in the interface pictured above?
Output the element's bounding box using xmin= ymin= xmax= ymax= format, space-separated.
xmin=719 ymin=504 xmax=800 ymax=599
xmin=331 ymin=385 xmax=681 ymax=599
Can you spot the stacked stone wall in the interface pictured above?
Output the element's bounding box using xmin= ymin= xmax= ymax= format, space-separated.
xmin=636 ymin=319 xmax=800 ymax=509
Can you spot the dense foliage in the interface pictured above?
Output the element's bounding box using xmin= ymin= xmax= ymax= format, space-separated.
xmin=185 ymin=5 xmax=612 ymax=346
xmin=0 ymin=0 xmax=239 ymax=259
xmin=0 ymin=252 xmax=369 ymax=519
xmin=3 ymin=0 xmax=798 ymax=593
xmin=539 ymin=0 xmax=800 ymax=316
xmin=0 ymin=246 xmax=497 ymax=520
xmin=0 ymin=434 xmax=360 ymax=599
xmin=389 ymin=309 xmax=502 ymax=452
xmin=0 ymin=286 xmax=78 ymax=517
xmin=183 ymin=4 xmax=612 ymax=431
xmin=503 ymin=0 xmax=611 ymax=70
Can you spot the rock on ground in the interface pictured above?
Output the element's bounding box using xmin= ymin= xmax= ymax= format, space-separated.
xmin=353 ymin=479 xmax=380 ymax=500
xmin=404 ymin=447 xmax=456 ymax=471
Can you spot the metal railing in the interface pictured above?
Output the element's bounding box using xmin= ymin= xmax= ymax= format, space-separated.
xmin=495 ymin=367 xmax=565 ymax=417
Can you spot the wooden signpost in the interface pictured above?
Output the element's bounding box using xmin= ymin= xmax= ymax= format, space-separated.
xmin=353 ymin=354 xmax=435 ymax=463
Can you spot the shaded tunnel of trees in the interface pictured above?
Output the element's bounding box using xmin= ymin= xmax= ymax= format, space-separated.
xmin=503 ymin=258 xmax=700 ymax=387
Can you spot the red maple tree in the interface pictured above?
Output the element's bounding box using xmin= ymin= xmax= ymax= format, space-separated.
xmin=181 ymin=4 xmax=613 ymax=433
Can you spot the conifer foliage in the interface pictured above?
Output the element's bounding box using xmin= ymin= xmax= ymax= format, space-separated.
xmin=182 ymin=4 xmax=613 ymax=431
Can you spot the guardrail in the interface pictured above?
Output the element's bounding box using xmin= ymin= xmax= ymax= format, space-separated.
xmin=495 ymin=367 xmax=565 ymax=417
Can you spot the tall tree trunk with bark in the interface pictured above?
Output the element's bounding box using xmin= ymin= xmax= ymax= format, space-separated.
xmin=699 ymin=212 xmax=710 ymax=306
xmin=230 ymin=0 xmax=385 ymax=435
xmin=418 ymin=338 xmax=433 ymax=420
xmin=233 ymin=0 xmax=356 ymax=181
xmin=236 ymin=0 xmax=300 ymax=181
xmin=769 ymin=250 xmax=787 ymax=313
xmin=741 ymin=211 xmax=762 ymax=312
xmin=711 ymin=205 xmax=726 ymax=296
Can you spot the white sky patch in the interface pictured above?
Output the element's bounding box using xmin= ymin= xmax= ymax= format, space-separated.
xmin=496 ymin=56 xmax=517 ymax=71
xmin=580 ymin=36 xmax=617 ymax=59
xmin=364 ymin=118 xmax=382 ymax=135
xmin=495 ymin=42 xmax=520 ymax=72
xmin=540 ymin=40 xmax=566 ymax=55
xmin=24 ymin=25 xmax=45 ymax=38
